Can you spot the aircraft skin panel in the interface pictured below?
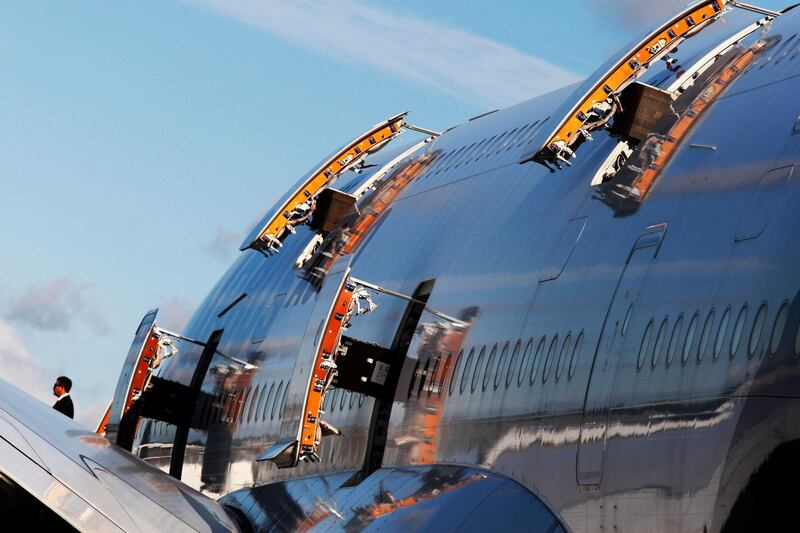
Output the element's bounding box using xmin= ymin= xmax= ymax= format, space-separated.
xmin=0 ymin=4 xmax=792 ymax=531
xmin=0 ymin=378 xmax=241 ymax=531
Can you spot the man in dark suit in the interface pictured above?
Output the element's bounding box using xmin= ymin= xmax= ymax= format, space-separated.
xmin=52 ymin=376 xmax=74 ymax=419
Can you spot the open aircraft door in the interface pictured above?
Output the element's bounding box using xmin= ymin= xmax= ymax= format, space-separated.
xmin=259 ymin=257 xmax=355 ymax=467
xmin=102 ymin=309 xmax=160 ymax=448
xmin=577 ymin=223 xmax=667 ymax=486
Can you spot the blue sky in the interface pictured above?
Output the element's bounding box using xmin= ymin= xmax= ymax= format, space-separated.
xmin=0 ymin=0 xmax=786 ymax=427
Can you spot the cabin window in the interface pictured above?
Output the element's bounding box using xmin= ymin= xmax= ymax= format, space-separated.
xmin=263 ymin=383 xmax=275 ymax=421
xmin=770 ymin=301 xmax=789 ymax=356
xmin=556 ymin=333 xmax=572 ymax=381
xmin=454 ymin=143 xmax=476 ymax=167
xmin=408 ymin=360 xmax=421 ymax=400
xmin=542 ymin=335 xmax=559 ymax=383
xmin=483 ymin=344 xmax=498 ymax=392
xmin=731 ymin=305 xmax=748 ymax=358
xmin=749 ymin=303 xmax=768 ymax=358
xmin=714 ymin=308 xmax=731 ymax=361
xmin=479 ymin=135 xmax=498 ymax=158
xmin=496 ymin=342 xmax=510 ymax=390
xmin=428 ymin=355 xmax=441 ymax=397
xmin=460 ymin=348 xmax=475 ymax=395
xmin=471 ymin=346 xmax=487 ymax=393
xmin=666 ymin=314 xmax=683 ymax=367
xmin=652 ymin=317 xmax=668 ymax=368
xmin=522 ymin=118 xmax=546 ymax=145
xmin=449 ymin=349 xmax=464 ymax=396
xmin=683 ymin=312 xmax=700 ymax=365
xmin=272 ymin=382 xmax=284 ymax=419
xmin=498 ymin=128 xmax=519 ymax=153
xmin=518 ymin=338 xmax=533 ymax=387
xmin=530 ymin=336 xmax=546 ymax=385
xmin=506 ymin=340 xmax=521 ymax=388
xmin=464 ymin=140 xmax=486 ymax=163
xmin=247 ymin=385 xmax=259 ymax=423
xmin=697 ymin=309 xmax=715 ymax=363
xmin=775 ymin=34 xmax=798 ymax=64
xmin=637 ymin=320 xmax=654 ymax=370
xmin=238 ymin=387 xmax=250 ymax=423
xmin=569 ymin=331 xmax=584 ymax=379
xmin=418 ymin=358 xmax=431 ymax=398
xmin=513 ymin=123 xmax=536 ymax=148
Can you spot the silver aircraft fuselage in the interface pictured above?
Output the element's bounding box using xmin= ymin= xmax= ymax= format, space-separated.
xmin=122 ymin=5 xmax=800 ymax=532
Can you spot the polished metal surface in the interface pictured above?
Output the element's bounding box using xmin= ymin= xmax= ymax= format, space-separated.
xmin=0 ymin=378 xmax=240 ymax=531
xmin=4 ymin=5 xmax=800 ymax=531
xmin=128 ymin=7 xmax=800 ymax=530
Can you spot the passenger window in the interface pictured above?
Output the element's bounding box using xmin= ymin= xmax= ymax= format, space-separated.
xmin=556 ymin=333 xmax=572 ymax=381
xmin=428 ymin=355 xmax=441 ymax=397
xmin=496 ymin=342 xmax=510 ymax=390
xmin=569 ymin=331 xmax=584 ymax=379
xmin=483 ymin=344 xmax=498 ymax=391
xmin=498 ymin=128 xmax=518 ymax=153
xmin=518 ymin=338 xmax=533 ymax=387
xmin=530 ymin=337 xmax=546 ymax=384
xmin=460 ymin=348 xmax=475 ymax=394
xmin=731 ymin=305 xmax=748 ymax=358
xmin=272 ymin=382 xmax=284 ymax=419
xmin=542 ymin=335 xmax=559 ymax=383
xmin=697 ymin=309 xmax=715 ymax=363
xmin=666 ymin=314 xmax=683 ymax=367
xmin=449 ymin=349 xmax=464 ymax=396
xmin=769 ymin=301 xmax=789 ymax=356
xmin=683 ymin=312 xmax=700 ymax=364
xmin=506 ymin=340 xmax=521 ymax=388
xmin=419 ymin=358 xmax=431 ymax=397
xmin=471 ymin=346 xmax=487 ymax=393
xmin=749 ymin=303 xmax=768 ymax=357
xmin=455 ymin=143 xmax=476 ymax=167
xmin=279 ymin=381 xmax=289 ymax=419
xmin=408 ymin=360 xmax=421 ymax=399
xmin=263 ymin=383 xmax=275 ymax=421
xmin=714 ymin=308 xmax=731 ymax=360
xmin=637 ymin=320 xmax=654 ymax=370
xmin=247 ymin=385 xmax=259 ymax=423
xmin=652 ymin=317 xmax=669 ymax=368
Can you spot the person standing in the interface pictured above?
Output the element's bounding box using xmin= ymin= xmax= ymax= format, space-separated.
xmin=52 ymin=376 xmax=74 ymax=419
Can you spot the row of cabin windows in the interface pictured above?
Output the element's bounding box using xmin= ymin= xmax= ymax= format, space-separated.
xmin=408 ymin=298 xmax=797 ymax=401
xmin=194 ymin=379 xmax=290 ymax=430
xmin=752 ymin=33 xmax=800 ymax=69
xmin=423 ymin=117 xmax=550 ymax=178
xmin=322 ymin=388 xmax=366 ymax=413
xmin=407 ymin=330 xmax=586 ymax=401
xmin=635 ymin=300 xmax=795 ymax=370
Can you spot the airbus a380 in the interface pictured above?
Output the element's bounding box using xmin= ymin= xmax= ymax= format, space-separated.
xmin=2 ymin=1 xmax=800 ymax=531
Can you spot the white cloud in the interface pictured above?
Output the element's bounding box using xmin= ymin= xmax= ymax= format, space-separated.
xmin=186 ymin=0 xmax=581 ymax=107
xmin=205 ymin=229 xmax=240 ymax=260
xmin=4 ymin=276 xmax=109 ymax=333
xmin=0 ymin=319 xmax=108 ymax=430
xmin=0 ymin=319 xmax=52 ymax=405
